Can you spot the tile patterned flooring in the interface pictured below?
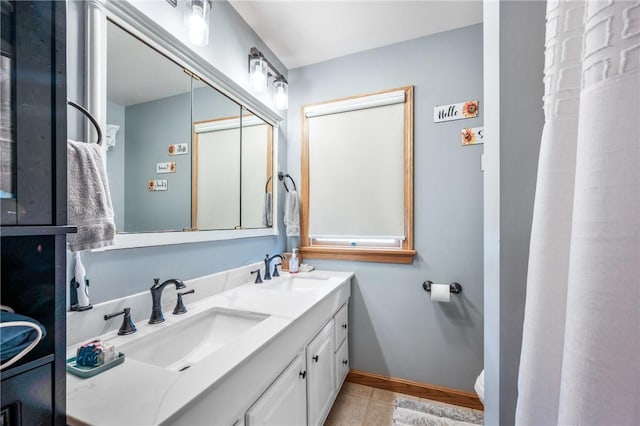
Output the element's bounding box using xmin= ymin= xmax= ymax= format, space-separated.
xmin=324 ymin=382 xmax=420 ymax=426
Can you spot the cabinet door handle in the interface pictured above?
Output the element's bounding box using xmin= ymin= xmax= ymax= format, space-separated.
xmin=342 ymin=360 xmax=348 ymax=365
xmin=342 ymin=323 xmax=347 ymax=329
xmin=299 ymin=371 xmax=306 ymax=379
xmin=312 ymin=355 xmax=319 ymax=362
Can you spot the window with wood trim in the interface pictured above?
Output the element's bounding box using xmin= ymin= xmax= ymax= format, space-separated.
xmin=300 ymin=86 xmax=415 ymax=264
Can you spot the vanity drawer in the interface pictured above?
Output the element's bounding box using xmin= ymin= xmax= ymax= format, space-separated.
xmin=334 ymin=338 xmax=349 ymax=391
xmin=333 ymin=304 xmax=348 ymax=347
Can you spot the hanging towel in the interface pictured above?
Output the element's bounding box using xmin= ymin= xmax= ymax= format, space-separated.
xmin=262 ymin=191 xmax=272 ymax=227
xmin=0 ymin=311 xmax=46 ymax=363
xmin=67 ymin=140 xmax=115 ymax=251
xmin=284 ymin=190 xmax=300 ymax=237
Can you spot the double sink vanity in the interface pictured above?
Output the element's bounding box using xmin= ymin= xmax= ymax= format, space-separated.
xmin=66 ymin=264 xmax=352 ymax=426
xmin=66 ymin=3 xmax=353 ymax=424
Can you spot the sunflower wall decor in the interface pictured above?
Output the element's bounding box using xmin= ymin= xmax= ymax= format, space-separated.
xmin=433 ymin=100 xmax=479 ymax=123
xmin=168 ymin=143 xmax=189 ymax=156
xmin=156 ymin=161 xmax=176 ymax=174
xmin=147 ymin=179 xmax=168 ymax=191
xmin=461 ymin=126 xmax=484 ymax=145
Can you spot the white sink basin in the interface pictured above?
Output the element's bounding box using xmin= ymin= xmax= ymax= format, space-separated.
xmin=260 ymin=276 xmax=330 ymax=292
xmin=117 ymin=308 xmax=269 ymax=372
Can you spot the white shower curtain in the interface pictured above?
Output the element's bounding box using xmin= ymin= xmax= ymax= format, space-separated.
xmin=516 ymin=1 xmax=639 ymax=425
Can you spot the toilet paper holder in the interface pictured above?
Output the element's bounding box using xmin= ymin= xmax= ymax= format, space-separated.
xmin=422 ymin=280 xmax=463 ymax=294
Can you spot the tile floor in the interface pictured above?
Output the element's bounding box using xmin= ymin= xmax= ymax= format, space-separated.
xmin=324 ymin=382 xmax=420 ymax=426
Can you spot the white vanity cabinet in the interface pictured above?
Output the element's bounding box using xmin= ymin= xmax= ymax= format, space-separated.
xmin=66 ymin=271 xmax=354 ymax=426
xmin=244 ymin=302 xmax=350 ymax=426
xmin=245 ymin=319 xmax=337 ymax=426
xmin=334 ymin=304 xmax=349 ymax=391
xmin=245 ymin=353 xmax=307 ymax=426
xmin=306 ymin=320 xmax=336 ymax=426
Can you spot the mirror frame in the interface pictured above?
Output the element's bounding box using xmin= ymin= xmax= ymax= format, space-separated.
xmin=85 ymin=0 xmax=282 ymax=250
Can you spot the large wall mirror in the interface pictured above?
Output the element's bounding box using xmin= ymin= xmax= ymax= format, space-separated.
xmin=90 ymin=2 xmax=281 ymax=248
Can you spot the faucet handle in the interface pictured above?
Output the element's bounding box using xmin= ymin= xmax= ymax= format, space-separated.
xmin=273 ymin=263 xmax=281 ymax=278
xmin=104 ymin=307 xmax=136 ymax=335
xmin=173 ymin=289 xmax=195 ymax=315
xmin=251 ymin=269 xmax=263 ymax=284
xmin=153 ymin=278 xmax=160 ymax=287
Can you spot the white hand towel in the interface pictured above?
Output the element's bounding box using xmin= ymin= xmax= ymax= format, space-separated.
xmin=67 ymin=140 xmax=115 ymax=251
xmin=284 ymin=190 xmax=300 ymax=237
xmin=261 ymin=191 xmax=272 ymax=227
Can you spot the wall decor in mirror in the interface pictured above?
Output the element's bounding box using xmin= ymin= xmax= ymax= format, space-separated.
xmin=86 ymin=0 xmax=282 ymax=249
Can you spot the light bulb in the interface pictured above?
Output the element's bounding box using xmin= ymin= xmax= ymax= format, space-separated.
xmin=186 ymin=0 xmax=211 ymax=46
xmin=273 ymin=79 xmax=288 ymax=110
xmin=249 ymin=57 xmax=268 ymax=93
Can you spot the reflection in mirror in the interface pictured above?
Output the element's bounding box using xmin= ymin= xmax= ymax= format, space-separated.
xmin=240 ymin=108 xmax=273 ymax=229
xmin=191 ymin=80 xmax=242 ymax=230
xmin=192 ymin=105 xmax=273 ymax=231
xmin=103 ymin=18 xmax=275 ymax=243
xmin=106 ymin=20 xmax=192 ymax=233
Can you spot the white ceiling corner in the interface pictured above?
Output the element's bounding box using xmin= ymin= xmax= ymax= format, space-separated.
xmin=228 ymin=1 xmax=483 ymax=70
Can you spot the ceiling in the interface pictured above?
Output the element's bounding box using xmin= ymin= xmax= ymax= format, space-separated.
xmin=107 ymin=21 xmax=193 ymax=106
xmin=229 ymin=1 xmax=483 ymax=70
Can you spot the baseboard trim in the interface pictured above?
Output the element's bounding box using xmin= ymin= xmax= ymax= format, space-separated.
xmin=346 ymin=369 xmax=484 ymax=411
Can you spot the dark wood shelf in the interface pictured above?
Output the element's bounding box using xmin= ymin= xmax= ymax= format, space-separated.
xmin=0 ymin=225 xmax=77 ymax=237
xmin=0 ymin=354 xmax=55 ymax=381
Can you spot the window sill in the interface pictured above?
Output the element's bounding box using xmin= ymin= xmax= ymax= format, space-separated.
xmin=300 ymin=246 xmax=416 ymax=264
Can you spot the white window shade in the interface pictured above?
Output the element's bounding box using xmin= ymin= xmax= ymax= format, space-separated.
xmin=194 ymin=115 xmax=264 ymax=133
xmin=196 ymin=128 xmax=240 ymax=229
xmin=307 ymin=102 xmax=405 ymax=240
xmin=241 ymin=123 xmax=269 ymax=228
xmin=304 ymin=90 xmax=405 ymax=118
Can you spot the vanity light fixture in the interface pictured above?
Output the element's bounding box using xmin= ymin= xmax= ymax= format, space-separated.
xmin=248 ymin=47 xmax=288 ymax=110
xmin=273 ymin=78 xmax=288 ymax=110
xmin=249 ymin=51 xmax=268 ymax=93
xmin=185 ymin=0 xmax=212 ymax=46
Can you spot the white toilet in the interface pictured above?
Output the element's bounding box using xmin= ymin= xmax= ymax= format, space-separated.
xmin=474 ymin=370 xmax=485 ymax=404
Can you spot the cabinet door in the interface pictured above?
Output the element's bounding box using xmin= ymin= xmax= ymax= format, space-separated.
xmin=1 ymin=363 xmax=53 ymax=425
xmin=1 ymin=1 xmax=67 ymax=226
xmin=306 ymin=320 xmax=335 ymax=426
xmin=246 ymin=353 xmax=306 ymax=426
xmin=333 ymin=304 xmax=348 ymax=348
xmin=335 ymin=338 xmax=349 ymax=391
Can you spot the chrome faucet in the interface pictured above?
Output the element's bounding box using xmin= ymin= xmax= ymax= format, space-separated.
xmin=264 ymin=254 xmax=284 ymax=280
xmin=149 ymin=278 xmax=186 ymax=324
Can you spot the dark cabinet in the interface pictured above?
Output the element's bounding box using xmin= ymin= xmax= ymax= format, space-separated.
xmin=0 ymin=0 xmax=67 ymax=226
xmin=1 ymin=364 xmax=53 ymax=426
xmin=1 ymin=2 xmax=69 ymax=425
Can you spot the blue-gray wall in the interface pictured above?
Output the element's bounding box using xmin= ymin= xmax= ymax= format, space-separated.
xmin=287 ymin=24 xmax=484 ymax=392
xmin=124 ymin=90 xmax=193 ymax=232
xmin=66 ymin=0 xmax=286 ymax=304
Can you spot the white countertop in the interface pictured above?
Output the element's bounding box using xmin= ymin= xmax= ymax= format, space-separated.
xmin=66 ymin=270 xmax=353 ymax=426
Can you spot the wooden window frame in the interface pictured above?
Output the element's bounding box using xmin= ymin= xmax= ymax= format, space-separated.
xmin=300 ymin=86 xmax=416 ymax=264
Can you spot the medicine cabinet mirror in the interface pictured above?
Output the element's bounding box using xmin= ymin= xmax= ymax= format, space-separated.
xmin=87 ymin=1 xmax=282 ymax=249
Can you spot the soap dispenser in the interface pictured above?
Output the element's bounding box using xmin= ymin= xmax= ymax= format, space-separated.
xmin=70 ymin=252 xmax=92 ymax=311
xmin=289 ymin=248 xmax=300 ymax=274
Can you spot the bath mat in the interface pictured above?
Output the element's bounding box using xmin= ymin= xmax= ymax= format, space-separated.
xmin=393 ymin=398 xmax=483 ymax=426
